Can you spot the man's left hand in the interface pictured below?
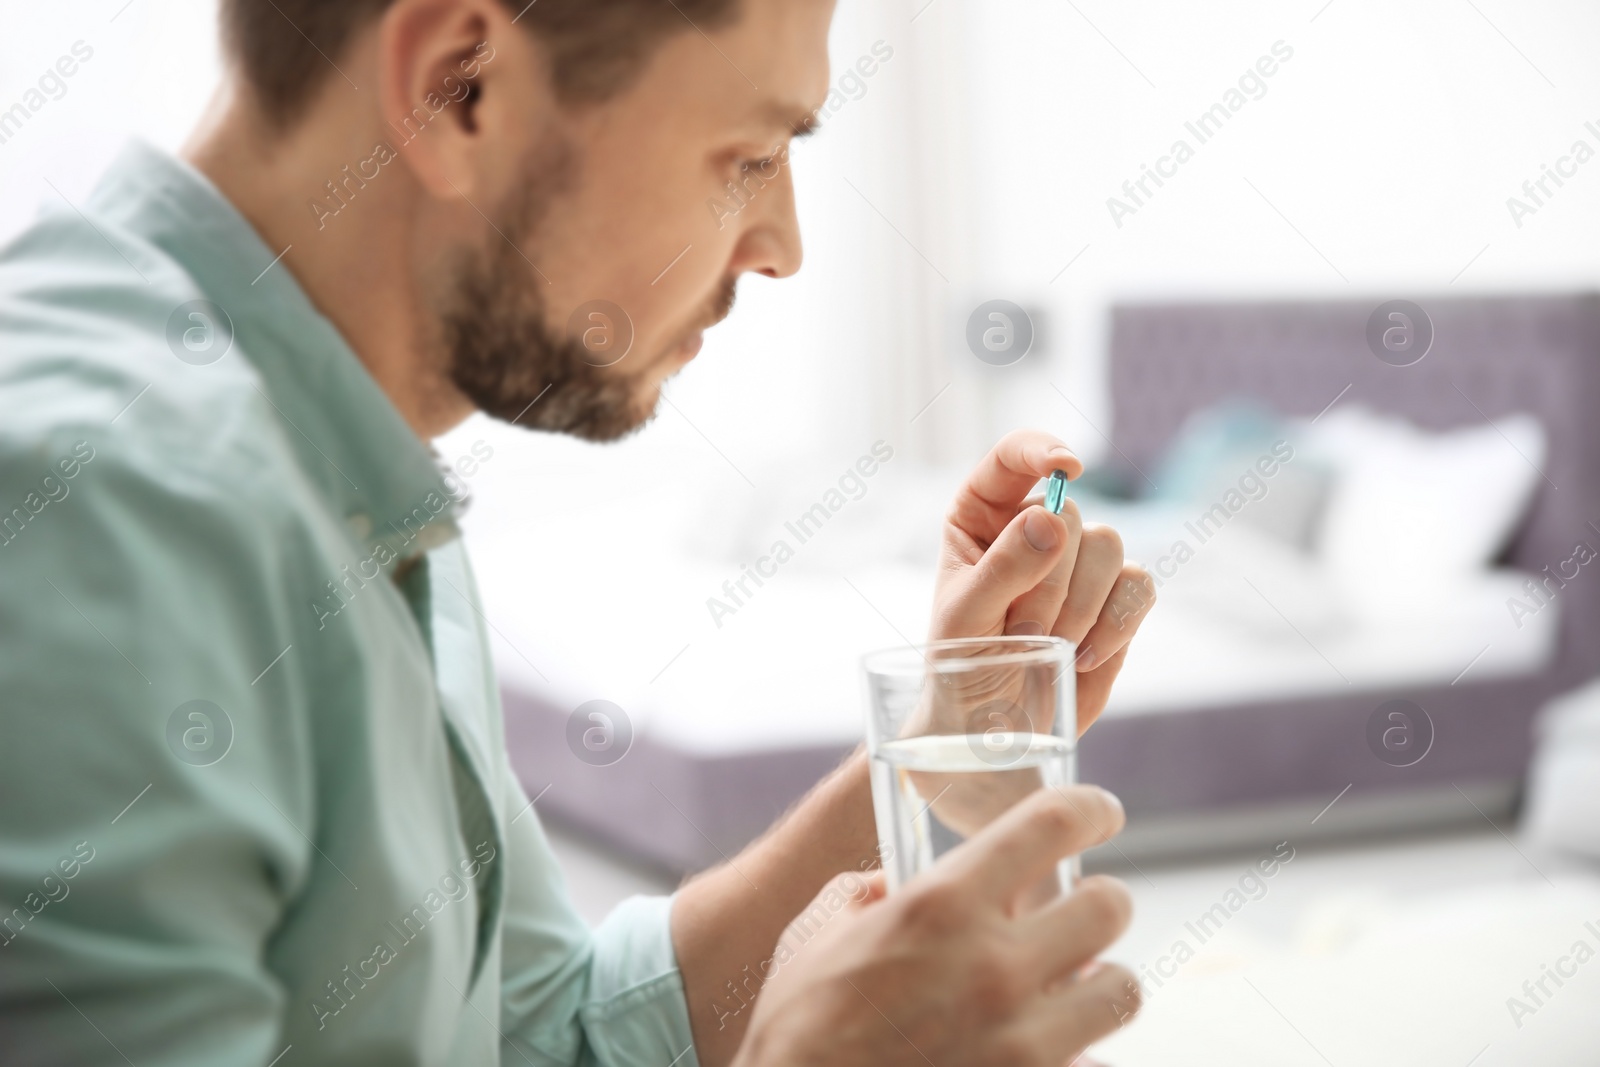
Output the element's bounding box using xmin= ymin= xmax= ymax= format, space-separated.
xmin=931 ymin=429 xmax=1157 ymax=735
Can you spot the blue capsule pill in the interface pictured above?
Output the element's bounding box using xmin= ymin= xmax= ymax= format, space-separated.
xmin=1045 ymin=469 xmax=1069 ymax=515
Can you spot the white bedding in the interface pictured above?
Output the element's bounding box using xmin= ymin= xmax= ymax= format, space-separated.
xmin=1105 ymin=507 xmax=1560 ymax=717
xmin=474 ymin=497 xmax=1558 ymax=755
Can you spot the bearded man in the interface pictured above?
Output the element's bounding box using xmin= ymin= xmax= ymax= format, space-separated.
xmin=0 ymin=2 xmax=1154 ymax=1063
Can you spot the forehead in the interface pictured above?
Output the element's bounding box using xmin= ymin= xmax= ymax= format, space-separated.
xmin=621 ymin=0 xmax=836 ymax=139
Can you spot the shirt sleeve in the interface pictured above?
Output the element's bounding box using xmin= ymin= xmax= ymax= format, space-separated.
xmin=496 ymin=754 xmax=701 ymax=1067
xmin=0 ymin=434 xmax=314 ymax=1066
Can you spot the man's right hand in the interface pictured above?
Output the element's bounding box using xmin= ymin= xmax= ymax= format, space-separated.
xmin=729 ymin=785 xmax=1139 ymax=1067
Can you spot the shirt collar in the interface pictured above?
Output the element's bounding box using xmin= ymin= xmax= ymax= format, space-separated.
xmin=89 ymin=140 xmax=460 ymax=561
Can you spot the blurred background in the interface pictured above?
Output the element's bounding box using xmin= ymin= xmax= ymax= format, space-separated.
xmin=9 ymin=0 xmax=1600 ymax=1062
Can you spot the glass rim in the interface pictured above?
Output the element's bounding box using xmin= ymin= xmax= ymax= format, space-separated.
xmin=862 ymin=635 xmax=1074 ymax=677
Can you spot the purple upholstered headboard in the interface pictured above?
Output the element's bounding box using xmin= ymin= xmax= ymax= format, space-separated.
xmin=1107 ymin=294 xmax=1600 ymax=688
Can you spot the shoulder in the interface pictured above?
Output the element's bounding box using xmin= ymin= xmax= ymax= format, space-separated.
xmin=0 ymin=206 xmax=311 ymax=550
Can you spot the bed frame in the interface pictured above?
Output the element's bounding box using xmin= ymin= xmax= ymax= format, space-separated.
xmin=1088 ymin=293 xmax=1600 ymax=858
xmin=502 ymin=293 xmax=1600 ymax=873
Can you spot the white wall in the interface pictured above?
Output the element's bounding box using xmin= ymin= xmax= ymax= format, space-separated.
xmin=0 ymin=2 xmax=223 ymax=231
xmin=956 ymin=0 xmax=1600 ymax=457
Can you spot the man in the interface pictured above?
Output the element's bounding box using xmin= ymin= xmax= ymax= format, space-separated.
xmin=0 ymin=0 xmax=1155 ymax=1063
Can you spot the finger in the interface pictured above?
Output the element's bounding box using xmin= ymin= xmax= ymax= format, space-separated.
xmin=818 ymin=869 xmax=886 ymax=911
xmin=1025 ymin=961 xmax=1142 ymax=1059
xmin=1020 ymin=875 xmax=1132 ymax=985
xmin=856 ymin=869 xmax=889 ymax=906
xmin=1074 ymin=645 xmax=1129 ymax=735
xmin=1050 ymin=524 xmax=1125 ymax=657
xmin=935 ymin=505 xmax=1071 ymax=638
xmin=1076 ymin=565 xmax=1156 ymax=674
xmin=1003 ymin=498 xmax=1084 ymax=637
xmin=946 ymin=431 xmax=1084 ymax=549
xmin=937 ymin=785 xmax=1125 ymax=907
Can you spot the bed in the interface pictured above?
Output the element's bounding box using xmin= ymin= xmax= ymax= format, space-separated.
xmin=490 ymin=293 xmax=1600 ymax=873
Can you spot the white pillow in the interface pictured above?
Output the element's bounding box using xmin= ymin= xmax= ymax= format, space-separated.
xmin=1524 ymin=677 xmax=1600 ymax=866
xmin=1305 ymin=406 xmax=1547 ymax=610
xmin=1152 ymin=521 xmax=1351 ymax=639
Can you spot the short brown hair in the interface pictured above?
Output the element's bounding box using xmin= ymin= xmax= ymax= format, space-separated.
xmin=220 ymin=0 xmax=741 ymax=128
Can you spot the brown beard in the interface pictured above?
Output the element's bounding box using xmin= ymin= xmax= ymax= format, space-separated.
xmin=438 ymin=141 xmax=736 ymax=443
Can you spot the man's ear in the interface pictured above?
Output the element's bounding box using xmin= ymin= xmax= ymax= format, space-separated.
xmin=375 ymin=0 xmax=555 ymax=201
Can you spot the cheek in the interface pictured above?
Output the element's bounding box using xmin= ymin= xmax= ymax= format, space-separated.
xmin=591 ymin=227 xmax=739 ymax=363
xmin=536 ymin=139 xmax=738 ymax=361
xmin=626 ymin=268 xmax=713 ymax=363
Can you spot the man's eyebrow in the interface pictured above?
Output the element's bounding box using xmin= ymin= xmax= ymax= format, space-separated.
xmin=787 ymin=112 xmax=821 ymax=139
xmin=753 ymin=101 xmax=822 ymax=140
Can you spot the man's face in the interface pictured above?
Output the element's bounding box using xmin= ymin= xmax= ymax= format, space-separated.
xmin=435 ymin=0 xmax=835 ymax=441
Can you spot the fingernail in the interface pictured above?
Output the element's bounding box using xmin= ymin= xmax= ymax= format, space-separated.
xmin=1006 ymin=620 xmax=1045 ymax=636
xmin=1023 ymin=509 xmax=1058 ymax=552
xmin=1097 ymin=787 xmax=1125 ymax=822
xmin=1048 ymin=445 xmax=1076 ymax=462
xmin=1076 ymin=646 xmax=1097 ymax=671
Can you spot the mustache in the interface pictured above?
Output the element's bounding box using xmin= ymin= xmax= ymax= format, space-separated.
xmin=663 ymin=278 xmax=737 ymax=357
xmin=700 ymin=277 xmax=737 ymax=331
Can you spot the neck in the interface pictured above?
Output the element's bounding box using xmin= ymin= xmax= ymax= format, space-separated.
xmin=182 ymin=81 xmax=474 ymax=440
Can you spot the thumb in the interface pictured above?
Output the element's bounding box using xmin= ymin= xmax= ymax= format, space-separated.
xmin=936 ymin=505 xmax=1068 ymax=637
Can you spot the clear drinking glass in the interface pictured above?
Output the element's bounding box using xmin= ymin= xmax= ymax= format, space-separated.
xmin=865 ymin=636 xmax=1078 ymax=904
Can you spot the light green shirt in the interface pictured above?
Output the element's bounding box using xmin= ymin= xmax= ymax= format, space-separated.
xmin=0 ymin=141 xmax=698 ymax=1067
